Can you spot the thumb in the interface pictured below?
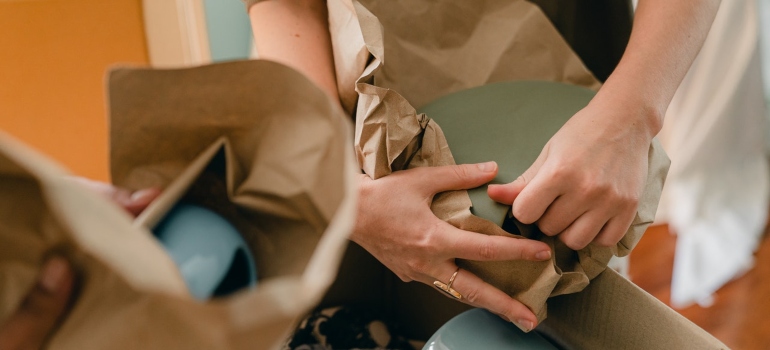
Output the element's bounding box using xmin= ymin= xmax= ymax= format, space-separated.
xmin=423 ymin=161 xmax=499 ymax=194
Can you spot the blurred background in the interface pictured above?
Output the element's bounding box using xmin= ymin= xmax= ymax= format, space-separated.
xmin=1 ymin=0 xmax=769 ymax=349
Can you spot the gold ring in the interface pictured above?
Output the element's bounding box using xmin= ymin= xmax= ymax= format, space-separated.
xmin=433 ymin=268 xmax=463 ymax=300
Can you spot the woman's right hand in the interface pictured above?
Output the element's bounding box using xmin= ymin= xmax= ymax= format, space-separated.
xmin=351 ymin=162 xmax=552 ymax=332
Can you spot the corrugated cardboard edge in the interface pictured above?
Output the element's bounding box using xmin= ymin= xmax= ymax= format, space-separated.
xmin=538 ymin=269 xmax=729 ymax=349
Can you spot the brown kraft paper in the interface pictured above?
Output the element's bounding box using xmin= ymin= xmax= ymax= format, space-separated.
xmin=0 ymin=60 xmax=357 ymax=349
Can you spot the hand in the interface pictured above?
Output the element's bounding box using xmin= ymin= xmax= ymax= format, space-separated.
xmin=0 ymin=257 xmax=75 ymax=350
xmin=352 ymin=162 xmax=552 ymax=331
xmin=488 ymin=103 xmax=651 ymax=250
xmin=70 ymin=177 xmax=160 ymax=217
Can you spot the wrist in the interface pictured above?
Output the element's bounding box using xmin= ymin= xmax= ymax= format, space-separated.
xmin=588 ymin=86 xmax=664 ymax=141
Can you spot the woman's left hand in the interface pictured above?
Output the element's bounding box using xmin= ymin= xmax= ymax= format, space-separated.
xmin=487 ymin=102 xmax=655 ymax=250
xmin=70 ymin=177 xmax=160 ymax=217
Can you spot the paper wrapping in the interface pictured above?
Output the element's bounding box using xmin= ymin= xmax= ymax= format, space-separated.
xmin=0 ymin=60 xmax=357 ymax=349
xmin=336 ymin=0 xmax=669 ymax=322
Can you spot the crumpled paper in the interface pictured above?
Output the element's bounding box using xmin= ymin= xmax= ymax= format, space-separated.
xmin=342 ymin=0 xmax=669 ymax=321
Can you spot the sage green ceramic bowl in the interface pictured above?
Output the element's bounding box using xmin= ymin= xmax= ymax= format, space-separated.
xmin=417 ymin=81 xmax=595 ymax=226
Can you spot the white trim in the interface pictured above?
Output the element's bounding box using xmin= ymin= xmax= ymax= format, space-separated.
xmin=142 ymin=0 xmax=211 ymax=67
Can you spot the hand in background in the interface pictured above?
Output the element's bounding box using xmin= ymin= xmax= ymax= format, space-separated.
xmin=488 ymin=103 xmax=650 ymax=250
xmin=0 ymin=179 xmax=158 ymax=349
xmin=352 ymin=162 xmax=552 ymax=332
xmin=70 ymin=177 xmax=160 ymax=217
xmin=0 ymin=257 xmax=75 ymax=350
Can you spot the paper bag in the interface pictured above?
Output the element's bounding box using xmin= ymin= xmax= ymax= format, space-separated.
xmin=0 ymin=60 xmax=356 ymax=349
xmin=336 ymin=0 xmax=668 ymax=322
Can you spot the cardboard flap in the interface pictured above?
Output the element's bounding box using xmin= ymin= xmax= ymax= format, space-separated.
xmin=134 ymin=138 xmax=227 ymax=229
xmin=539 ymin=269 xmax=729 ymax=349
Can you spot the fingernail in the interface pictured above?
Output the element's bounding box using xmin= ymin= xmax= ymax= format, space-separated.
xmin=40 ymin=257 xmax=69 ymax=293
xmin=536 ymin=250 xmax=551 ymax=260
xmin=477 ymin=161 xmax=497 ymax=172
xmin=130 ymin=188 xmax=158 ymax=203
xmin=516 ymin=319 xmax=534 ymax=332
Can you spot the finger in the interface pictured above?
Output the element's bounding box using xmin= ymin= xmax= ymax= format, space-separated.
xmin=510 ymin=170 xmax=563 ymax=225
xmin=122 ymin=188 xmax=162 ymax=217
xmin=557 ymin=211 xmax=609 ymax=250
xmin=440 ymin=223 xmax=551 ymax=261
xmin=486 ymin=176 xmax=525 ymax=205
xmin=505 ymin=146 xmax=562 ymax=224
xmin=487 ymin=145 xmax=549 ymax=205
xmin=535 ymin=194 xmax=588 ymax=236
xmin=68 ymin=177 xmax=160 ymax=217
xmin=593 ymin=209 xmax=636 ymax=247
xmin=418 ymin=162 xmax=498 ymax=194
xmin=0 ymin=257 xmax=74 ymax=350
xmin=430 ymin=266 xmax=538 ymax=332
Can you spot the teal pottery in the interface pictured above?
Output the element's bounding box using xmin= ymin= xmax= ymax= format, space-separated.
xmin=153 ymin=203 xmax=257 ymax=300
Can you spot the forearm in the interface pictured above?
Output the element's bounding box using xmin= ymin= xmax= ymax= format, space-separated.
xmin=248 ymin=0 xmax=340 ymax=104
xmin=591 ymin=0 xmax=720 ymax=139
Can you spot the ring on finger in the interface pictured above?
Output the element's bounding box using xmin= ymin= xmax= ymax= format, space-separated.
xmin=433 ymin=267 xmax=463 ymax=300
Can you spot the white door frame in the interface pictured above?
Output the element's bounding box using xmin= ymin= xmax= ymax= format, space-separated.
xmin=142 ymin=0 xmax=211 ymax=67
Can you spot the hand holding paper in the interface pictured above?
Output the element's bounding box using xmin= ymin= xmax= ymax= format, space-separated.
xmin=488 ymin=103 xmax=651 ymax=250
xmin=70 ymin=177 xmax=160 ymax=217
xmin=0 ymin=257 xmax=74 ymax=350
xmin=351 ymin=162 xmax=552 ymax=331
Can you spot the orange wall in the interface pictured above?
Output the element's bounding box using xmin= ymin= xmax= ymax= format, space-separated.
xmin=0 ymin=0 xmax=149 ymax=182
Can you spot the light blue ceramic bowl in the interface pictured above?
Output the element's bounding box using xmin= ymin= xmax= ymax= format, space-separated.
xmin=424 ymin=309 xmax=557 ymax=350
xmin=153 ymin=203 xmax=257 ymax=300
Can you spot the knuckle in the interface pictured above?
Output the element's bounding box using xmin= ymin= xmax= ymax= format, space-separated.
xmin=419 ymin=222 xmax=443 ymax=248
xmin=477 ymin=241 xmax=498 ymax=260
xmin=546 ymin=164 xmax=569 ymax=181
xmin=502 ymin=307 xmax=520 ymax=324
xmin=463 ymin=286 xmax=482 ymax=304
xmin=594 ymin=235 xmax=618 ymax=247
xmin=397 ymin=273 xmax=413 ymax=283
xmin=512 ymin=206 xmax=535 ymax=224
xmin=451 ymin=164 xmax=472 ymax=181
xmin=406 ymin=258 xmax=428 ymax=274
xmin=537 ymin=221 xmax=560 ymax=236
xmin=623 ymin=193 xmax=640 ymax=210
xmin=580 ymin=179 xmax=608 ymax=198
xmin=563 ymin=236 xmax=590 ymax=251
